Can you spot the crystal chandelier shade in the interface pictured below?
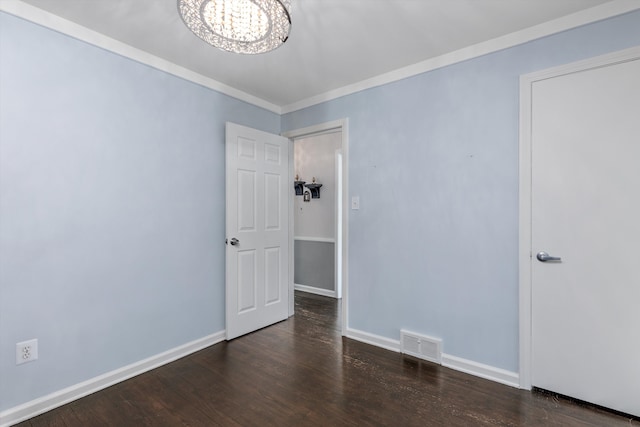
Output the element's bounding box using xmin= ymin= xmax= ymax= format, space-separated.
xmin=178 ymin=0 xmax=291 ymax=54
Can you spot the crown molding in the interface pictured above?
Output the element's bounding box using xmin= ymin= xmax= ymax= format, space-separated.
xmin=2 ymin=0 xmax=638 ymax=116
xmin=281 ymin=0 xmax=640 ymax=114
xmin=0 ymin=0 xmax=282 ymax=114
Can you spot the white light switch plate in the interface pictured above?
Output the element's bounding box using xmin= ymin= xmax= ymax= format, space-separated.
xmin=351 ymin=196 xmax=360 ymax=210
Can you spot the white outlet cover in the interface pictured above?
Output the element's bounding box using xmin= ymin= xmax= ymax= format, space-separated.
xmin=16 ymin=339 xmax=38 ymax=365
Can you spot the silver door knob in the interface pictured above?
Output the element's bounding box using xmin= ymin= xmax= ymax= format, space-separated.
xmin=229 ymin=238 xmax=240 ymax=246
xmin=537 ymin=251 xmax=561 ymax=262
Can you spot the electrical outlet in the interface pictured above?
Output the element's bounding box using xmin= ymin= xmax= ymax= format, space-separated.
xmin=16 ymin=339 xmax=38 ymax=365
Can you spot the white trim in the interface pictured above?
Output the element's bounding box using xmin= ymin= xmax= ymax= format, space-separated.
xmin=0 ymin=332 xmax=225 ymax=427
xmin=518 ymin=44 xmax=640 ymax=391
xmin=283 ymin=119 xmax=346 ymax=139
xmin=518 ymin=55 xmax=535 ymax=392
xmin=288 ymin=139 xmax=295 ymax=317
xmin=0 ymin=1 xmax=281 ymax=114
xmin=3 ymin=1 xmax=636 ymax=115
xmin=346 ymin=328 xmax=401 ymax=353
xmin=338 ymin=121 xmax=349 ymax=336
xmin=442 ymin=354 xmax=520 ymax=389
xmin=281 ymin=0 xmax=640 ymax=114
xmin=284 ymin=118 xmax=349 ymax=337
xmin=345 ymin=329 xmax=520 ymax=388
xmin=294 ymin=236 xmax=335 ymax=243
xmin=334 ymin=149 xmax=343 ymax=299
xmin=294 ymin=284 xmax=337 ymax=299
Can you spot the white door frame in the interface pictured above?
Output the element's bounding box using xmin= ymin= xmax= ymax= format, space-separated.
xmin=518 ymin=45 xmax=640 ymax=390
xmin=283 ymin=119 xmax=349 ymax=336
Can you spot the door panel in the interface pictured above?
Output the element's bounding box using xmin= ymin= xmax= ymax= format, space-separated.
xmin=226 ymin=122 xmax=289 ymax=339
xmin=265 ymin=247 xmax=281 ymax=304
xmin=531 ymin=58 xmax=640 ymax=416
xmin=264 ymin=173 xmax=281 ymax=230
xmin=237 ymin=250 xmax=257 ymax=313
xmin=237 ymin=170 xmax=256 ymax=231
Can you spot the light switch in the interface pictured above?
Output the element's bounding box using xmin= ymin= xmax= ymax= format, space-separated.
xmin=351 ymin=196 xmax=360 ymax=210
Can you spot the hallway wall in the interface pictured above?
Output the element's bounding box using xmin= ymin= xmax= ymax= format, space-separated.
xmin=293 ymin=132 xmax=341 ymax=294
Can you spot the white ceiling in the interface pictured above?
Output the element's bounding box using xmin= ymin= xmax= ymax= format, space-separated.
xmin=11 ymin=0 xmax=624 ymax=109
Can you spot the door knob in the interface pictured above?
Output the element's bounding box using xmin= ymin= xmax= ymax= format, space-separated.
xmin=229 ymin=238 xmax=240 ymax=246
xmin=537 ymin=251 xmax=561 ymax=262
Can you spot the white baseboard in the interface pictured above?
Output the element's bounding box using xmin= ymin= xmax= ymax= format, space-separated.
xmin=294 ymin=284 xmax=337 ymax=298
xmin=294 ymin=236 xmax=335 ymax=243
xmin=1 ymin=326 xmax=521 ymax=426
xmin=0 ymin=331 xmax=226 ymax=427
xmin=442 ymin=353 xmax=520 ymax=388
xmin=345 ymin=328 xmax=401 ymax=353
xmin=345 ymin=328 xmax=519 ymax=388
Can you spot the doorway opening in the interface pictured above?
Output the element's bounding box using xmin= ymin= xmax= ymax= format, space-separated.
xmin=284 ymin=119 xmax=349 ymax=336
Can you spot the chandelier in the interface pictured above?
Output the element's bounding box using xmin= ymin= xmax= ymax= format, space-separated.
xmin=178 ymin=0 xmax=292 ymax=55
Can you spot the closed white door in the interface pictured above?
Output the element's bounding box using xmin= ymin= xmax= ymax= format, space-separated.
xmin=226 ymin=122 xmax=290 ymax=340
xmin=531 ymin=57 xmax=640 ymax=416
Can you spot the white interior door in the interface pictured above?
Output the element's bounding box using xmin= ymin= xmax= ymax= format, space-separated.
xmin=531 ymin=57 xmax=640 ymax=416
xmin=226 ymin=122 xmax=290 ymax=340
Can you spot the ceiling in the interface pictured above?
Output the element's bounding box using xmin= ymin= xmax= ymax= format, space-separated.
xmin=14 ymin=0 xmax=621 ymax=109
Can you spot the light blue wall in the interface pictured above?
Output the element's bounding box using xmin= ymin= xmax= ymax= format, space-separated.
xmin=0 ymin=12 xmax=279 ymax=410
xmin=283 ymin=10 xmax=640 ymax=372
xmin=2 ymin=6 xmax=640 ymax=414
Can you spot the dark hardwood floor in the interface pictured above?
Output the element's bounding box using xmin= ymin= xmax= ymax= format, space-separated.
xmin=18 ymin=292 xmax=636 ymax=426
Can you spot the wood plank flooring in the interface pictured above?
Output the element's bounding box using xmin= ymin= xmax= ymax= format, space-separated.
xmin=17 ymin=292 xmax=637 ymax=426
